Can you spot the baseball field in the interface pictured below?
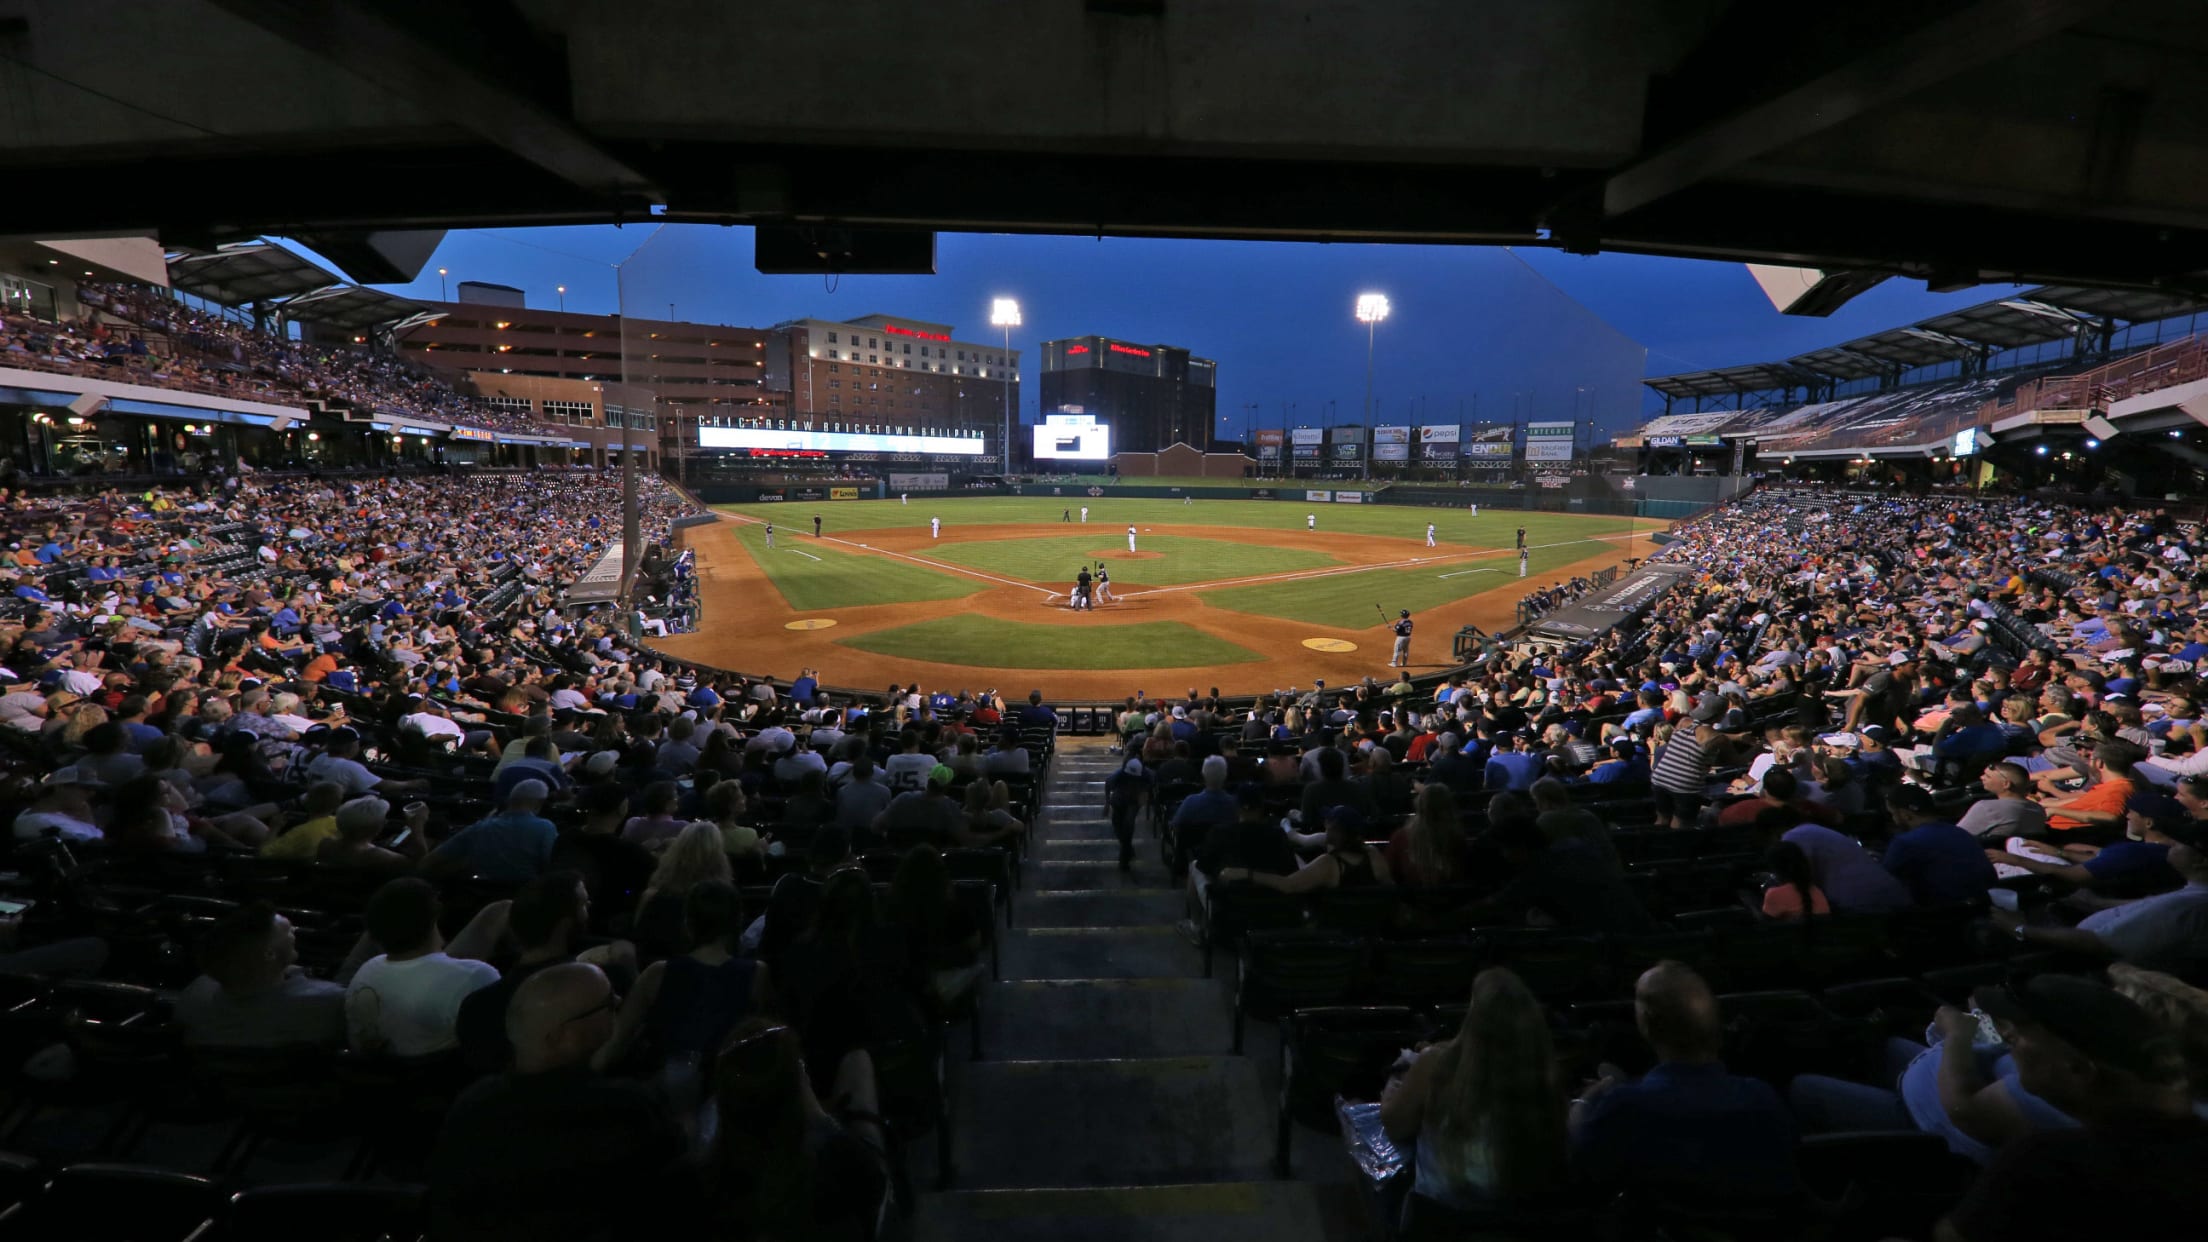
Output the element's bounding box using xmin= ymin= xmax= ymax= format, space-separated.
xmin=651 ymin=495 xmax=1668 ymax=697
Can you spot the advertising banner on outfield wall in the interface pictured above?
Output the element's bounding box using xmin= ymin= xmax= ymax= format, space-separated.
xmin=1525 ymin=421 xmax=1578 ymax=463
xmin=758 ymin=491 xmax=785 ymax=502
xmin=1335 ymin=490 xmax=1365 ymax=503
xmin=1331 ymin=442 xmax=1363 ymax=461
xmin=829 ymin=486 xmax=861 ymax=500
xmin=887 ymin=472 xmax=949 ymax=491
xmin=1372 ymin=426 xmax=1410 ymax=461
xmin=1290 ymin=427 xmax=1325 ymax=446
xmin=792 ymin=487 xmax=826 ymax=501
xmin=1417 ymin=425 xmax=1460 ymax=458
xmin=1328 ymin=425 xmax=1363 ymax=443
xmin=1292 ymin=444 xmax=1321 ymax=460
xmin=1305 ymin=489 xmax=1333 ymax=502
xmin=1254 ymin=429 xmax=1285 ymax=460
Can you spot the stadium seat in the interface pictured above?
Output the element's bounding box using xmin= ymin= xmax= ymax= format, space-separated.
xmin=1796 ymin=1132 xmax=1977 ymax=1241
xmin=1470 ymin=931 xmax=1605 ymax=1003
xmin=1273 ymin=1005 xmax=1427 ymax=1174
xmin=1199 ymin=885 xmax=1306 ymax=978
xmin=11 ymin=1162 xmax=223 ymax=1241
xmin=1367 ymin=937 xmax=1485 ymax=1007
xmin=1233 ymin=931 xmax=1365 ymax=1054
xmin=226 ymin=1183 xmax=428 ymax=1242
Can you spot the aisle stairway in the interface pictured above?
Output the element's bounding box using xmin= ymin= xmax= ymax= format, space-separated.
xmin=913 ymin=738 xmax=1362 ymax=1242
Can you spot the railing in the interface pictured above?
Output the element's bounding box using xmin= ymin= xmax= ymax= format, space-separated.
xmin=2002 ymin=336 xmax=2208 ymax=417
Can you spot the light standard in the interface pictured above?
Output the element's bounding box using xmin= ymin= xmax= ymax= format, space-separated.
xmin=1355 ymin=293 xmax=1389 ymax=480
xmin=557 ymin=284 xmax=567 ymax=312
xmin=990 ymin=297 xmax=1021 ymax=475
xmin=436 ymin=267 xmax=448 ymax=300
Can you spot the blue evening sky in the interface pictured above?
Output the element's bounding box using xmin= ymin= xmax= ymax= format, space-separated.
xmin=361 ymin=226 xmax=2023 ymax=434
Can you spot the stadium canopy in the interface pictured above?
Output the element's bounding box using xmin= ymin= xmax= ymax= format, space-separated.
xmin=165 ymin=242 xmax=339 ymax=307
xmin=1645 ymin=362 xmax=1817 ymax=401
xmin=277 ymin=284 xmax=441 ymax=333
xmin=1650 ymin=283 xmax=2208 ymax=398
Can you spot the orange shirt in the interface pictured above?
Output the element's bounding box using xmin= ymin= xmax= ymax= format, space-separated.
xmin=1762 ymin=883 xmax=1831 ymax=920
xmin=303 ymin=653 xmax=338 ymax=683
xmin=2046 ymin=776 xmax=2134 ymax=832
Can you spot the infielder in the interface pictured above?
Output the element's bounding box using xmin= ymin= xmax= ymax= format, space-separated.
xmin=931 ymin=516 xmax=941 ymax=539
xmin=1127 ymin=524 xmax=1138 ymax=553
xmin=1390 ymin=610 xmax=1413 ymax=667
xmin=1307 ymin=513 xmax=1317 ymax=531
xmin=1081 ymin=506 xmax=1089 ymax=522
xmin=1425 ymin=523 xmax=1436 ymax=548
xmin=764 ymin=522 xmax=775 ymax=548
xmin=901 ymin=493 xmax=908 ymax=505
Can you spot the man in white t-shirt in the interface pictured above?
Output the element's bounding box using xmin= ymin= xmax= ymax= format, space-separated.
xmin=884 ymin=732 xmax=938 ymax=794
xmin=12 ymin=773 xmax=103 ymax=843
xmin=306 ymin=728 xmax=427 ymax=796
xmin=345 ymin=878 xmax=506 ymax=1056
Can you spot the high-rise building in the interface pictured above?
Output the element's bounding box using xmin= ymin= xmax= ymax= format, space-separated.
xmin=768 ymin=314 xmax=1018 ymax=436
xmin=1039 ymin=337 xmax=1215 ymax=454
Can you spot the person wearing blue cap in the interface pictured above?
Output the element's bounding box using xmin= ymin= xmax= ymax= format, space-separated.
xmin=1216 ymin=804 xmax=1389 ymax=894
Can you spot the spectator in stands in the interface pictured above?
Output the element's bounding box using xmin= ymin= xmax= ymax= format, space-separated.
xmin=1179 ymin=784 xmax=1298 ymax=943
xmin=1299 ymin=745 xmax=1373 ymax=829
xmin=344 ymin=878 xmax=506 ymax=1056
xmin=1716 ymin=767 xmax=1838 ymax=832
xmin=454 ymin=870 xmax=605 ymax=1072
xmin=1167 ymin=755 xmax=1237 ymax=866
xmin=1471 ymin=808 xmax=1652 ymax=933
xmin=176 ymin=901 xmax=346 ymax=1048
xmin=13 ymin=770 xmax=102 ymax=842
xmin=598 ymin=880 xmax=772 ymax=1083
xmin=1529 ymin=778 xmax=1622 ymax=876
xmin=708 ymin=1018 xmax=891 ymax=1241
xmin=873 ymin=764 xmax=968 ymax=847
xmin=1381 ymin=967 xmax=1567 ymax=1212
xmin=1987 ymin=790 xmax=2189 ymax=902
xmin=1571 ymin=961 xmax=1800 ymax=1206
xmin=1959 ymin=762 xmax=2048 ymax=838
xmin=1758 ymin=840 xmax=1829 ymax=920
xmin=2037 ymin=741 xmax=2145 ymax=843
xmin=1217 ymin=804 xmax=1390 ymax=893
xmin=1582 ymin=737 xmax=1649 ymax=785
xmin=632 ymin=821 xmax=734 ymax=964
xmin=1938 ymin=975 xmax=2208 ymax=1241
xmin=1484 ymin=732 xmax=1547 ymax=792
xmin=1017 ymin=690 xmax=1058 ymax=730
xmin=620 ymin=781 xmax=687 ymax=851
xmin=833 ymin=755 xmax=893 ymax=834
xmin=317 ymin=796 xmax=428 ymax=873
xmin=956 ymin=779 xmax=1028 ymax=850
xmin=756 ymin=827 xmax=855 ymax=967
xmin=423 ymin=778 xmax=557 ymax=884
xmin=306 ymin=726 xmax=426 ymax=797
xmin=1882 ymin=785 xmax=1997 ymax=906
xmin=256 ymin=781 xmax=345 ymax=861
xmin=1773 ymin=814 xmax=1912 ymax=913
xmin=1651 ymin=697 xmax=1752 ymax=830
xmin=429 ymin=962 xmax=689 ymax=1241
xmin=2000 ymin=818 xmax=2208 ymax=974
xmin=887 ymin=844 xmax=985 ymax=1012
xmin=1385 ymin=782 xmax=1470 ymax=889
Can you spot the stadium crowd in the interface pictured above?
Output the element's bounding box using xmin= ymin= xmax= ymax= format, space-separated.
xmin=5 ymin=283 xmax=542 ymax=435
xmin=0 ymin=439 xmax=2204 ymax=1238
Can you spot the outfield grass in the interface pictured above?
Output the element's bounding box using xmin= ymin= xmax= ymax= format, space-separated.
xmin=730 ymin=523 xmax=981 ymax=611
xmin=1200 ymin=539 xmax=1615 ymax=628
xmin=837 ymin=615 xmax=1266 ymax=669
xmin=726 ymin=497 xmax=1634 ymax=550
xmin=928 ymin=534 xmax=1339 ymax=586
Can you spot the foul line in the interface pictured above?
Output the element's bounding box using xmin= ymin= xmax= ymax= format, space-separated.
xmin=1113 ymin=533 xmax=1640 ymax=600
xmin=785 ymin=548 xmax=821 ymax=562
xmin=720 ymin=512 xmax=1053 ymax=596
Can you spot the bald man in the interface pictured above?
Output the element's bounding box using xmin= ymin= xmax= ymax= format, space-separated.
xmin=429 ymin=963 xmax=688 ymax=1240
xmin=1569 ymin=961 xmax=1801 ymax=1206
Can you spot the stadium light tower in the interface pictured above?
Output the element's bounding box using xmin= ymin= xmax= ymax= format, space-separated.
xmin=990 ymin=297 xmax=1021 ymax=474
xmin=1355 ymin=293 xmax=1390 ymax=480
xmin=436 ymin=267 xmax=448 ymax=300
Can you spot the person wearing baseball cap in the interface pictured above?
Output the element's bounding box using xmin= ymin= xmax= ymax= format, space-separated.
xmin=1940 ymin=974 xmax=2208 ymax=1242
xmin=1215 ymin=803 xmax=1388 ymax=894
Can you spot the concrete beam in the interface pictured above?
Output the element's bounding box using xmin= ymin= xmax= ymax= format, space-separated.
xmin=202 ymin=0 xmax=659 ymax=204
xmin=1604 ymin=0 xmax=2100 ymax=217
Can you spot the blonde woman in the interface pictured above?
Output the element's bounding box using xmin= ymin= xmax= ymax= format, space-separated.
xmin=1380 ymin=968 xmax=1567 ymax=1212
xmin=633 ymin=820 xmax=735 ymax=961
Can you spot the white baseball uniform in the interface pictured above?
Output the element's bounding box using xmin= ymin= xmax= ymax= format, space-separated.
xmin=931 ymin=517 xmax=941 ymax=538
xmin=1127 ymin=525 xmax=1137 ymax=553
